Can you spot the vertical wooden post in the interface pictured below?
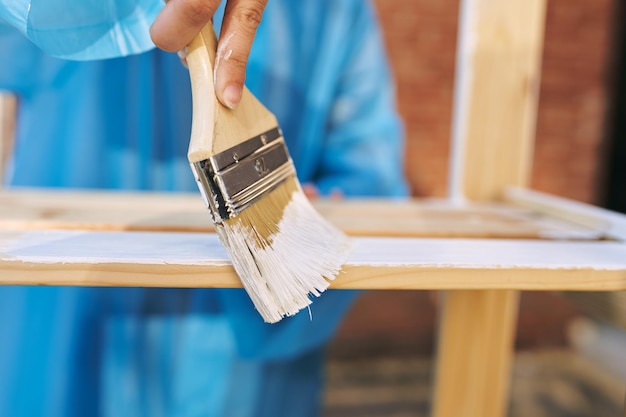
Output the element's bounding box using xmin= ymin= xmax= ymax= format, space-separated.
xmin=434 ymin=290 xmax=520 ymax=417
xmin=0 ymin=93 xmax=17 ymax=186
xmin=433 ymin=1 xmax=546 ymax=417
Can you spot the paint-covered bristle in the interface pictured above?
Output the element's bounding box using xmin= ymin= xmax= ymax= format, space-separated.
xmin=214 ymin=177 xmax=353 ymax=323
xmin=185 ymin=24 xmax=351 ymax=322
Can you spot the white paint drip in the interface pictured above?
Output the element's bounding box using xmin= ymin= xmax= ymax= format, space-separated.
xmin=214 ymin=32 xmax=235 ymax=85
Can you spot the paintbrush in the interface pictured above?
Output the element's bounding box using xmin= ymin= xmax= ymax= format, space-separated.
xmin=185 ymin=22 xmax=352 ymax=323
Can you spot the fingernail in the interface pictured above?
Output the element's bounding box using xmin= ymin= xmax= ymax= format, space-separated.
xmin=223 ymin=84 xmax=242 ymax=109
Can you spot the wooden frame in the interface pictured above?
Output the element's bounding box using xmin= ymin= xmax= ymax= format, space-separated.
xmin=2 ymin=0 xmax=624 ymax=416
xmin=2 ymin=190 xmax=626 ymax=292
xmin=0 ymin=93 xmax=16 ymax=185
xmin=436 ymin=0 xmax=547 ymax=415
xmin=1 ymin=188 xmax=626 ymax=417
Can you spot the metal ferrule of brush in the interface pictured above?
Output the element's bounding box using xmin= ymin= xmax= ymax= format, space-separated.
xmin=191 ymin=127 xmax=295 ymax=223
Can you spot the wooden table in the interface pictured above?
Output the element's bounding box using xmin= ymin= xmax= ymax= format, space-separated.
xmin=2 ymin=187 xmax=626 ymax=416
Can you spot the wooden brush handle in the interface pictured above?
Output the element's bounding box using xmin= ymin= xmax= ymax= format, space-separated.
xmin=186 ymin=22 xmax=220 ymax=163
xmin=186 ymin=22 xmax=279 ymax=163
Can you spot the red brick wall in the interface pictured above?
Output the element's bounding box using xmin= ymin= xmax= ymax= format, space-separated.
xmin=374 ymin=0 xmax=458 ymax=197
xmin=373 ymin=0 xmax=615 ymax=203
xmin=331 ymin=0 xmax=617 ymax=356
xmin=533 ymin=0 xmax=615 ymax=203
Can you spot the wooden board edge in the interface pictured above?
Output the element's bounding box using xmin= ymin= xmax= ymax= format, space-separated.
xmin=2 ymin=260 xmax=626 ymax=291
xmin=504 ymin=187 xmax=626 ymax=241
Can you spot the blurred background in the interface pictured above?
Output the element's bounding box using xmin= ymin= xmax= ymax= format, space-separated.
xmin=323 ymin=0 xmax=626 ymax=416
xmin=1 ymin=0 xmax=625 ymax=415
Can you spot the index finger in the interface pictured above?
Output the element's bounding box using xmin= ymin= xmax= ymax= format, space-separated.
xmin=150 ymin=0 xmax=221 ymax=52
xmin=212 ymin=0 xmax=267 ymax=108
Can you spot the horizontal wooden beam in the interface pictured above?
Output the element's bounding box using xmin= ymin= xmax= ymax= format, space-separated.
xmin=2 ymin=230 xmax=626 ymax=290
xmin=505 ymin=187 xmax=626 ymax=241
xmin=0 ymin=188 xmax=602 ymax=239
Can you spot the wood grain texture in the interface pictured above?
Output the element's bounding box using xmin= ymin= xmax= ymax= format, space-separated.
xmin=453 ymin=0 xmax=547 ymax=202
xmin=436 ymin=0 xmax=547 ymax=416
xmin=506 ymin=186 xmax=626 ymax=330
xmin=505 ymin=187 xmax=626 ymax=241
xmin=2 ymin=231 xmax=626 ymax=290
xmin=0 ymin=188 xmax=603 ymax=239
xmin=434 ymin=290 xmax=520 ymax=417
xmin=186 ymin=22 xmax=278 ymax=160
xmin=0 ymin=94 xmax=16 ymax=185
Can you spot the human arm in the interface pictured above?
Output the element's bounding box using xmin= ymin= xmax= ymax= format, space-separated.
xmin=0 ymin=0 xmax=267 ymax=109
xmin=315 ymin=1 xmax=409 ymax=198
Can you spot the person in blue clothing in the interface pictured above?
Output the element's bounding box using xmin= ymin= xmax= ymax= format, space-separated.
xmin=0 ymin=0 xmax=269 ymax=110
xmin=0 ymin=1 xmax=408 ymax=416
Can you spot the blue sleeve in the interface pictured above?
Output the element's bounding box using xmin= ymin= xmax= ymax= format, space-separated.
xmin=315 ymin=2 xmax=409 ymax=198
xmin=0 ymin=23 xmax=80 ymax=96
xmin=0 ymin=23 xmax=41 ymax=93
xmin=0 ymin=0 xmax=160 ymax=60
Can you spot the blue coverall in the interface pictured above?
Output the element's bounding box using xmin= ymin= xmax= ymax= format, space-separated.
xmin=0 ymin=1 xmax=408 ymax=415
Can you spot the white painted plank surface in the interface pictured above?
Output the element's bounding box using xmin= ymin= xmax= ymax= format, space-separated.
xmin=2 ymin=230 xmax=626 ymax=290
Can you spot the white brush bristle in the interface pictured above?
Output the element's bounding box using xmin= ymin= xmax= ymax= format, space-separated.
xmin=215 ymin=179 xmax=352 ymax=323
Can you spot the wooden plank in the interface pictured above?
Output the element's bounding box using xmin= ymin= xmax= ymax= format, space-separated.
xmin=315 ymin=199 xmax=601 ymax=240
xmin=0 ymin=188 xmax=215 ymax=232
xmin=436 ymin=0 xmax=547 ymax=415
xmin=505 ymin=186 xmax=626 ymax=241
xmin=2 ymin=230 xmax=626 ymax=290
xmin=433 ymin=290 xmax=520 ymax=417
xmin=448 ymin=1 xmax=546 ymax=202
xmin=505 ymin=189 xmax=626 ymax=330
xmin=505 ymin=187 xmax=626 ymax=329
xmin=0 ymin=93 xmax=17 ymax=185
xmin=0 ymin=188 xmax=603 ymax=240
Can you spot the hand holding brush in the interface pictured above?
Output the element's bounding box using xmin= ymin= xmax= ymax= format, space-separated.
xmin=184 ymin=21 xmax=353 ymax=323
xmin=151 ymin=0 xmax=268 ymax=110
